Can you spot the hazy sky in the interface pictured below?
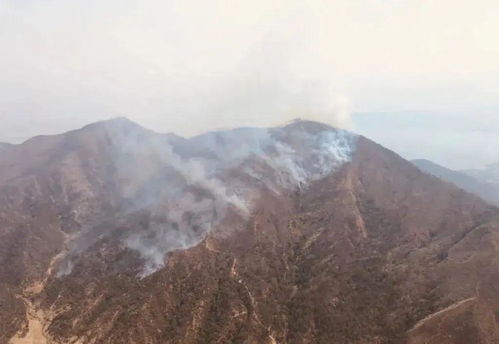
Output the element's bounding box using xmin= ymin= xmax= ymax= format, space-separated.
xmin=1 ymin=0 xmax=498 ymax=169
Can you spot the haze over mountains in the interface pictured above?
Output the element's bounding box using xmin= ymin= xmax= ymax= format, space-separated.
xmin=465 ymin=162 xmax=499 ymax=185
xmin=413 ymin=159 xmax=499 ymax=206
xmin=0 ymin=143 xmax=12 ymax=152
xmin=0 ymin=119 xmax=497 ymax=344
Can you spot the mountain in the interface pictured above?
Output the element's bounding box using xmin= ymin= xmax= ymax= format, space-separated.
xmin=412 ymin=159 xmax=499 ymax=206
xmin=465 ymin=161 xmax=499 ymax=185
xmin=0 ymin=142 xmax=13 ymax=152
xmin=1 ymin=119 xmax=498 ymax=344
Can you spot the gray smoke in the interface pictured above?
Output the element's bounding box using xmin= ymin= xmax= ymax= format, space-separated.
xmin=55 ymin=119 xmax=358 ymax=277
xmin=116 ymin=122 xmax=358 ymax=275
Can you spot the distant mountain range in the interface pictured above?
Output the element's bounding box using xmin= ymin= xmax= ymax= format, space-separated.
xmin=464 ymin=161 xmax=499 ymax=184
xmin=0 ymin=142 xmax=13 ymax=152
xmin=412 ymin=159 xmax=499 ymax=206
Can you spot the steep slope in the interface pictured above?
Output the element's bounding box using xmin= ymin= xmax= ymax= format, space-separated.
xmin=412 ymin=159 xmax=499 ymax=206
xmin=0 ymin=119 xmax=356 ymax=342
xmin=0 ymin=119 xmax=497 ymax=344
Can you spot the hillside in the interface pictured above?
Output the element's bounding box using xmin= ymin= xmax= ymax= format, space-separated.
xmin=0 ymin=119 xmax=497 ymax=344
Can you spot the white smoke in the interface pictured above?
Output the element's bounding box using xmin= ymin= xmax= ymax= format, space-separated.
xmin=56 ymin=119 xmax=357 ymax=277
xmin=123 ymin=122 xmax=358 ymax=276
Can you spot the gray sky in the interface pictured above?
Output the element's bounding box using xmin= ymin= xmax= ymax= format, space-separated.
xmin=1 ymin=0 xmax=498 ymax=169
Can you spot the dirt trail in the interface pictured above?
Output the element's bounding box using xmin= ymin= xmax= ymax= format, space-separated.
xmin=9 ymin=238 xmax=71 ymax=344
xmin=408 ymin=297 xmax=476 ymax=333
xmin=8 ymin=298 xmax=48 ymax=344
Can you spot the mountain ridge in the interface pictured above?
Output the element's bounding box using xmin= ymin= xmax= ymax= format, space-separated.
xmin=413 ymin=158 xmax=499 ymax=206
xmin=0 ymin=119 xmax=497 ymax=344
